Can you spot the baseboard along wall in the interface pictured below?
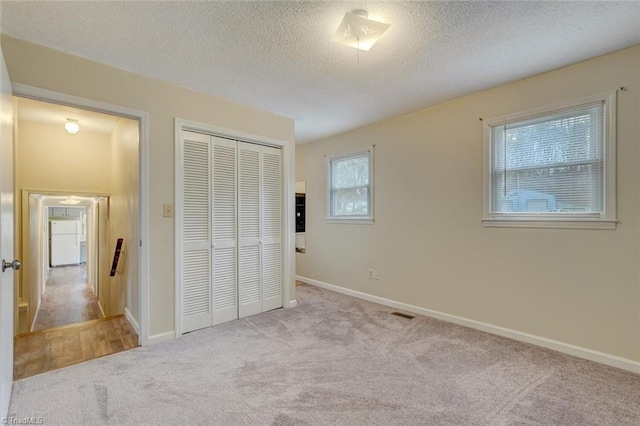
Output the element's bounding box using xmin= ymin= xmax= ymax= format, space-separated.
xmin=296 ymin=275 xmax=640 ymax=374
xmin=124 ymin=307 xmax=140 ymax=335
xmin=147 ymin=331 xmax=177 ymax=346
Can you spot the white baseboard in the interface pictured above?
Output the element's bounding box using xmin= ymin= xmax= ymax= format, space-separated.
xmin=296 ymin=275 xmax=640 ymax=374
xmin=147 ymin=331 xmax=176 ymax=345
xmin=124 ymin=307 xmax=140 ymax=335
xmin=288 ymin=299 xmax=298 ymax=308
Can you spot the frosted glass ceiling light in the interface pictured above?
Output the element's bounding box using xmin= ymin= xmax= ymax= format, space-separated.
xmin=60 ymin=197 xmax=81 ymax=205
xmin=331 ymin=10 xmax=390 ymax=51
xmin=64 ymin=118 xmax=80 ymax=134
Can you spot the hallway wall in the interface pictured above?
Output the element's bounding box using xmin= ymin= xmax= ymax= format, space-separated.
xmin=16 ymin=120 xmax=111 ymax=192
xmin=25 ymin=195 xmax=44 ymax=333
xmin=109 ymin=118 xmax=139 ymax=325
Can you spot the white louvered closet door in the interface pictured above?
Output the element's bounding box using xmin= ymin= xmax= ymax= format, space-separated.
xmin=181 ymin=131 xmax=212 ymax=333
xmin=261 ymin=146 xmax=283 ymax=312
xmin=238 ymin=142 xmax=262 ymax=318
xmin=211 ymin=136 xmax=238 ymax=325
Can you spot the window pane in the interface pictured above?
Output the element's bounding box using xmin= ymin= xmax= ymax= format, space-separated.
xmin=331 ymin=187 xmax=369 ymax=216
xmin=332 ymin=155 xmax=369 ymax=189
xmin=491 ymin=103 xmax=604 ymax=214
xmin=328 ymin=150 xmax=372 ymax=219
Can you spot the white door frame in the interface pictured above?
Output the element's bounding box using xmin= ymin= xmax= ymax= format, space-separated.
xmin=12 ymin=83 xmax=151 ymax=345
xmin=174 ymin=118 xmax=295 ymax=336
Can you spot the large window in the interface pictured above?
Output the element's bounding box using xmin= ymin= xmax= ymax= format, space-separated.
xmin=326 ymin=147 xmax=374 ymax=223
xmin=483 ymin=92 xmax=616 ymax=229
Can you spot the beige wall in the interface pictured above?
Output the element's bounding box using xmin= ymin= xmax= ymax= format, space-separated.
xmin=296 ymin=45 xmax=640 ymax=362
xmin=16 ymin=120 xmax=111 ymax=192
xmin=1 ymin=35 xmax=295 ymax=337
xmin=26 ymin=195 xmax=43 ymax=331
xmin=109 ymin=118 xmax=139 ymax=323
xmin=96 ymin=198 xmax=110 ymax=317
xmin=15 ymin=119 xmax=112 ymax=329
xmin=86 ymin=203 xmax=96 ymax=298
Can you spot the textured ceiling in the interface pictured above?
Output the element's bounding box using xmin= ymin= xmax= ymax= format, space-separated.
xmin=2 ymin=1 xmax=639 ymax=143
xmin=17 ymin=97 xmax=121 ymax=135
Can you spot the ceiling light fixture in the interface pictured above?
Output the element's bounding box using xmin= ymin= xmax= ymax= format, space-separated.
xmin=331 ymin=10 xmax=390 ymax=51
xmin=64 ymin=118 xmax=80 ymax=134
xmin=59 ymin=197 xmax=81 ymax=205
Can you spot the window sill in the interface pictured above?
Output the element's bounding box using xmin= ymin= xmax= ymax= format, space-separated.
xmin=482 ymin=219 xmax=617 ymax=230
xmin=326 ymin=218 xmax=374 ymax=225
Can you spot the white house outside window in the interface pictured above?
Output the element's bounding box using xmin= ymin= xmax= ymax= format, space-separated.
xmin=326 ymin=147 xmax=374 ymax=223
xmin=483 ymin=92 xmax=617 ymax=229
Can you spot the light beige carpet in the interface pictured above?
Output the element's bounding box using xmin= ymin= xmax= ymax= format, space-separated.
xmin=8 ymin=283 xmax=640 ymax=425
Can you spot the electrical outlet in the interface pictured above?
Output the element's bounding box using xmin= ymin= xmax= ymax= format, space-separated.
xmin=368 ymin=269 xmax=374 ymax=279
xmin=374 ymin=270 xmax=380 ymax=280
xmin=163 ymin=204 xmax=174 ymax=218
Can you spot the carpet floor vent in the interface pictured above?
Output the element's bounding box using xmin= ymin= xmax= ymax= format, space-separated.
xmin=390 ymin=311 xmax=415 ymax=319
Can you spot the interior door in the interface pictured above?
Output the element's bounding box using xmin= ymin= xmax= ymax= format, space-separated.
xmin=0 ymin=47 xmax=16 ymax=420
xmin=237 ymin=142 xmax=262 ymax=318
xmin=211 ymin=136 xmax=238 ymax=325
xmin=261 ymin=146 xmax=283 ymax=312
xmin=181 ymin=131 xmax=213 ymax=333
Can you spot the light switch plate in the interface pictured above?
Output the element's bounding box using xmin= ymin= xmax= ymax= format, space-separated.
xmin=163 ymin=204 xmax=174 ymax=218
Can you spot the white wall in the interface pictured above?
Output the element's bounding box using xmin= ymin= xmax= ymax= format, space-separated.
xmin=296 ymin=45 xmax=640 ymax=362
xmin=109 ymin=117 xmax=139 ymax=325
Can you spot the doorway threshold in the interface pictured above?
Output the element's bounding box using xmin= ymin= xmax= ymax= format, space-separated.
xmin=14 ymin=315 xmax=138 ymax=380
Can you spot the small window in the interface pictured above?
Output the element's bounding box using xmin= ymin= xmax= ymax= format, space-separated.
xmin=326 ymin=147 xmax=374 ymax=223
xmin=483 ymin=92 xmax=617 ymax=229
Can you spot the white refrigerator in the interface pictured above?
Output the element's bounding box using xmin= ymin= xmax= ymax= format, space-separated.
xmin=50 ymin=220 xmax=80 ymax=267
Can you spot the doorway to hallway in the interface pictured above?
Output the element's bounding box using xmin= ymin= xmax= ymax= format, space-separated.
xmin=12 ymin=96 xmax=142 ymax=379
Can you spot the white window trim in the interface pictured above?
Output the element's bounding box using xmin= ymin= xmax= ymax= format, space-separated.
xmin=326 ymin=146 xmax=374 ymax=224
xmin=482 ymin=91 xmax=617 ymax=230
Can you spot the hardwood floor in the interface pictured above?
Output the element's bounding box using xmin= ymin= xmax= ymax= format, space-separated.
xmin=14 ymin=315 xmax=138 ymax=380
xmin=15 ymin=264 xmax=138 ymax=380
xmin=32 ymin=265 xmax=103 ymax=331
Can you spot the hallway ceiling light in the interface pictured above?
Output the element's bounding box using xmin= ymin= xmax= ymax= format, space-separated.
xmin=331 ymin=10 xmax=390 ymax=51
xmin=60 ymin=197 xmax=81 ymax=205
xmin=64 ymin=118 xmax=80 ymax=134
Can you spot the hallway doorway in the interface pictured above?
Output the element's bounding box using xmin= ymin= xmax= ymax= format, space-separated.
xmin=12 ymin=96 xmax=142 ymax=379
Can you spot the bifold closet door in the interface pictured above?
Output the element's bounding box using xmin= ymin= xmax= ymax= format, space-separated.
xmin=238 ymin=142 xmax=262 ymax=318
xmin=238 ymin=142 xmax=283 ymax=318
xmin=181 ymin=132 xmax=282 ymax=332
xmin=181 ymin=131 xmax=212 ymax=333
xmin=181 ymin=132 xmax=239 ymax=333
xmin=261 ymin=146 xmax=283 ymax=312
xmin=211 ymin=136 xmax=238 ymax=325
